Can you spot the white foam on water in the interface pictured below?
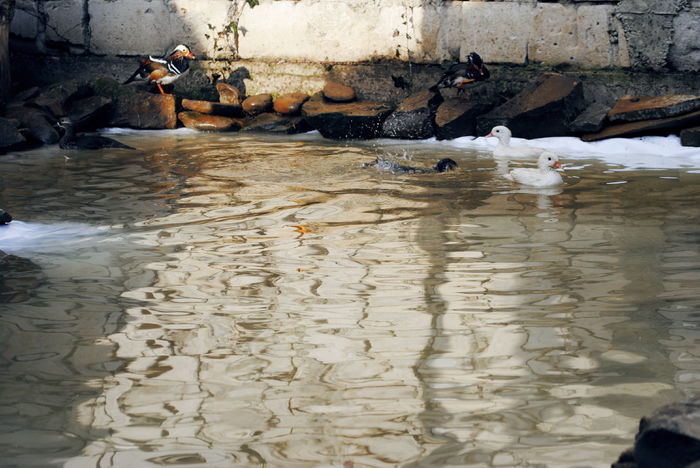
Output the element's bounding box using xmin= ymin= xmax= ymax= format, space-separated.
xmin=0 ymin=220 xmax=109 ymax=255
xmin=428 ymin=133 xmax=700 ymax=171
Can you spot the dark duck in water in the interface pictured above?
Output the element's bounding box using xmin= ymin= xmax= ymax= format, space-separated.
xmin=123 ymin=44 xmax=195 ymax=95
xmin=363 ymin=156 xmax=458 ymax=174
xmin=430 ymin=51 xmax=490 ymax=100
xmin=57 ymin=117 xmax=134 ymax=150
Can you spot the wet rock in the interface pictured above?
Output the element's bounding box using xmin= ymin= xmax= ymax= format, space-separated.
xmin=435 ymin=98 xmax=492 ymax=140
xmin=3 ymin=106 xmax=59 ymax=144
xmin=608 ymin=94 xmax=700 ymax=123
xmin=93 ymin=77 xmax=177 ymax=129
xmin=273 ymin=93 xmax=310 ymax=116
xmin=240 ymin=113 xmax=312 ymax=134
xmin=0 ymin=209 xmax=11 ymax=225
xmin=612 ymin=397 xmax=700 ymax=468
xmin=242 ymin=94 xmax=273 ymax=115
xmin=323 ymin=81 xmax=356 ymax=103
xmin=681 ymin=127 xmax=700 ymax=147
xmin=181 ymin=98 xmax=244 ymax=117
xmin=582 ymin=109 xmax=700 ymax=142
xmin=216 ymin=82 xmax=243 ymax=106
xmin=0 ymin=117 xmax=26 ymax=151
xmin=178 ymin=111 xmax=242 ymax=131
xmin=380 ymin=88 xmax=443 ymax=140
xmin=476 ymin=73 xmax=585 ymax=138
xmin=29 ymin=78 xmax=92 ymax=118
xmin=302 ymin=95 xmax=394 ymax=139
xmin=569 ymin=101 xmax=611 ymax=134
xmin=11 ymin=86 xmax=40 ymax=103
xmin=65 ymin=95 xmax=114 ymax=129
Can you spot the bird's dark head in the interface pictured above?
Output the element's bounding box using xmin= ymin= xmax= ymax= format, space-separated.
xmin=467 ymin=52 xmax=488 ymax=77
xmin=468 ymin=52 xmax=483 ymax=68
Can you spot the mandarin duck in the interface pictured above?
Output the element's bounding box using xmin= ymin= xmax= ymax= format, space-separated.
xmin=430 ymin=51 xmax=490 ymax=100
xmin=57 ymin=117 xmax=134 ymax=150
xmin=123 ymin=44 xmax=195 ymax=95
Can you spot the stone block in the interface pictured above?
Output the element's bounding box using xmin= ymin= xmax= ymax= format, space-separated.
xmin=583 ymin=109 xmax=700 ymax=141
xmin=477 ymin=73 xmax=585 ymax=138
xmin=608 ymin=95 xmax=700 ymax=123
xmin=680 ymin=127 xmax=700 ymax=147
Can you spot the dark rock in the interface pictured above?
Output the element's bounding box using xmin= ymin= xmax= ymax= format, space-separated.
xmin=476 ymin=73 xmax=586 ymax=138
xmin=57 ymin=117 xmax=134 ymax=150
xmin=302 ymin=95 xmax=394 ymax=139
xmin=3 ymin=106 xmax=59 ymax=144
xmin=29 ymin=78 xmax=92 ymax=118
xmin=323 ymin=81 xmax=356 ymax=103
xmin=178 ymin=111 xmax=242 ymax=131
xmin=181 ymin=98 xmax=244 ymax=117
xmin=242 ymin=94 xmax=273 ymax=115
xmin=582 ymin=109 xmax=700 ymax=141
xmin=380 ymin=89 xmax=443 ymax=139
xmin=681 ymin=127 xmax=700 ymax=147
xmin=435 ymin=98 xmax=492 ymax=140
xmin=630 ymin=398 xmax=700 ymax=468
xmin=0 ymin=117 xmax=26 ymax=151
xmin=173 ymin=69 xmax=219 ymax=102
xmin=216 ymin=82 xmax=243 ymax=106
xmin=240 ymin=113 xmax=312 ymax=134
xmin=273 ymin=93 xmax=310 ymax=116
xmin=608 ymin=94 xmax=700 ymax=123
xmin=65 ymin=95 xmax=114 ymax=129
xmin=0 ymin=209 xmax=11 ymax=225
xmin=11 ymin=87 xmax=40 ymax=102
xmin=611 ymin=448 xmax=636 ymax=468
xmin=569 ymin=101 xmax=611 ymax=134
xmin=93 ymin=77 xmax=177 ymax=129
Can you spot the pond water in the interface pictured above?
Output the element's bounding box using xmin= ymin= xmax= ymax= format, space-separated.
xmin=1 ymin=130 xmax=699 ymax=467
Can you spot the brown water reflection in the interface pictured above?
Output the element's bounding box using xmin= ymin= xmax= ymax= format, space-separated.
xmin=0 ymin=132 xmax=699 ymax=467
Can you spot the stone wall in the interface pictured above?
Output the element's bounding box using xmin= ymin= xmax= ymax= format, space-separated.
xmin=9 ymin=0 xmax=700 ymax=72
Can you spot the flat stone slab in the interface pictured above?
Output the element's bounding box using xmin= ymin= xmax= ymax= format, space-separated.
xmin=582 ymin=108 xmax=700 ymax=141
xmin=569 ymin=101 xmax=611 ymax=134
xmin=608 ymin=94 xmax=700 ymax=123
xmin=242 ymin=94 xmax=273 ymax=115
xmin=178 ymin=111 xmax=242 ymax=131
xmin=273 ymin=93 xmax=310 ymax=116
xmin=302 ymin=97 xmax=393 ymax=139
xmin=240 ymin=113 xmax=312 ymax=134
xmin=476 ymin=73 xmax=585 ymax=138
xmin=182 ymin=98 xmax=244 ymax=117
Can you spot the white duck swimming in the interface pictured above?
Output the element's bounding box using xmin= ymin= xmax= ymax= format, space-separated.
xmin=486 ymin=125 xmax=545 ymax=158
xmin=504 ymin=151 xmax=565 ymax=187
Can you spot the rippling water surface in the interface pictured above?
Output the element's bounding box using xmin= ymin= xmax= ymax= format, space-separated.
xmin=1 ymin=131 xmax=699 ymax=467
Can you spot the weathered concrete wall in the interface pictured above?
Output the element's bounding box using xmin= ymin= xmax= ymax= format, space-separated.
xmin=8 ymin=0 xmax=699 ymax=72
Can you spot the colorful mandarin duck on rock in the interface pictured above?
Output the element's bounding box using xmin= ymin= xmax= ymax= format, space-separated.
xmin=430 ymin=51 xmax=490 ymax=100
xmin=123 ymin=44 xmax=195 ymax=95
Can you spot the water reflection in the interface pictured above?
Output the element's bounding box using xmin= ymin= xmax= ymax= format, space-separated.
xmin=0 ymin=133 xmax=698 ymax=467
